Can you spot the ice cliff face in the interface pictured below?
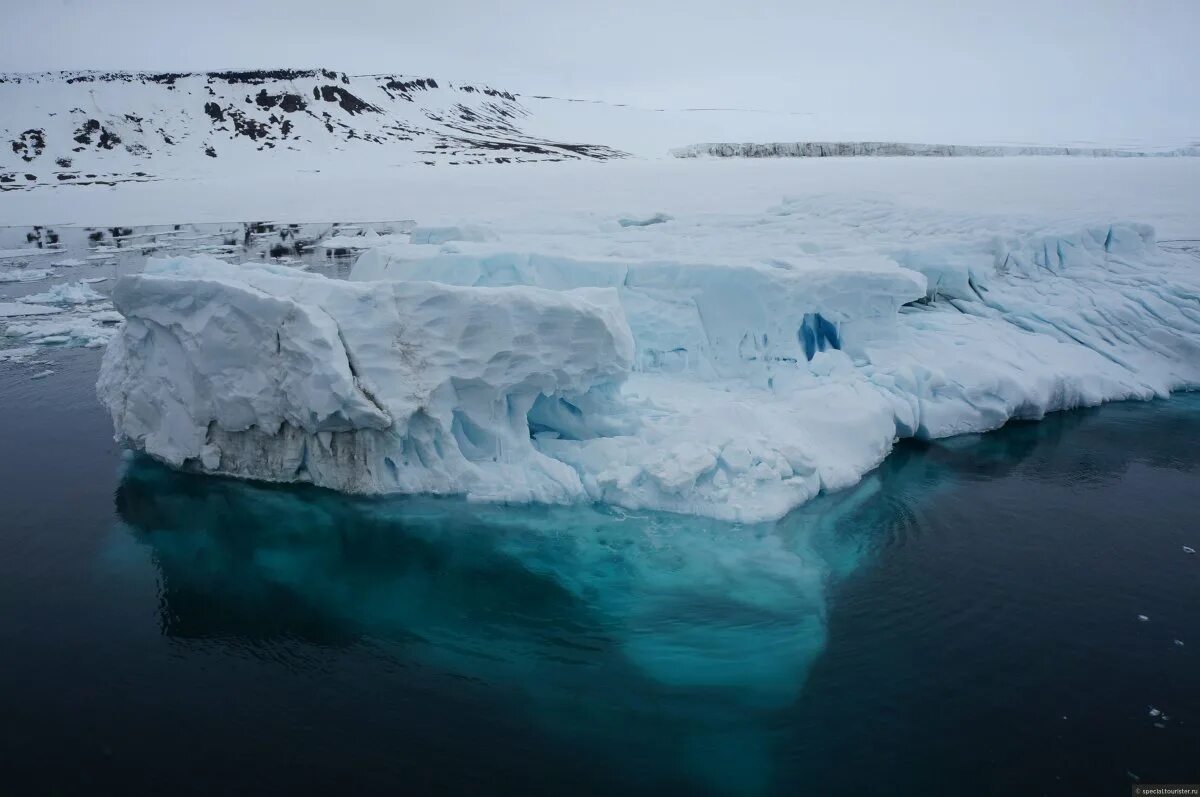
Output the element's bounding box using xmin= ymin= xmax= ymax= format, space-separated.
xmin=0 ymin=69 xmax=623 ymax=189
xmin=98 ymin=257 xmax=634 ymax=502
xmin=98 ymin=204 xmax=1200 ymax=522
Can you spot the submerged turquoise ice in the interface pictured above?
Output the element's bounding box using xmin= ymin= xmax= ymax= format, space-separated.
xmin=114 ymin=446 xmax=931 ymax=793
xmin=118 ymin=460 xmax=879 ymax=679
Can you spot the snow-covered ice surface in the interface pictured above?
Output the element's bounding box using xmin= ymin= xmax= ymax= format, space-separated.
xmin=94 ymin=158 xmax=1200 ymax=521
xmin=5 ymin=157 xmax=1200 ymax=234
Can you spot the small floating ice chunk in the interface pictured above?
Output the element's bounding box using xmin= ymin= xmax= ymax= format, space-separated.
xmin=20 ymin=281 xmax=106 ymax=305
xmin=51 ymin=258 xmax=87 ymax=268
xmin=0 ymin=346 xmax=38 ymax=363
xmin=1137 ymin=614 xmax=1150 ymax=622
xmin=90 ymin=309 xmax=124 ymax=324
xmin=1184 ymin=546 xmax=1196 ymax=554
xmin=30 ymin=370 xmax=53 ymax=380
xmin=1149 ymin=707 xmax=1161 ymax=717
xmin=1174 ymin=639 xmax=1185 ymax=646
xmin=80 ymin=277 xmax=109 ymax=284
xmin=618 ymin=212 xmax=673 ymax=228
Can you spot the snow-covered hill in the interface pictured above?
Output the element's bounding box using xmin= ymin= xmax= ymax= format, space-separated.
xmin=1 ymin=69 xmax=625 ymax=189
xmin=7 ymin=68 xmax=1198 ymax=193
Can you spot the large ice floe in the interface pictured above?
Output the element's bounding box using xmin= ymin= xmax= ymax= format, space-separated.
xmin=98 ymin=200 xmax=1200 ymax=522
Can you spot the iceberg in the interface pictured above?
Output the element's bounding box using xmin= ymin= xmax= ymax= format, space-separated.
xmin=99 ymin=256 xmax=634 ymax=503
xmin=97 ymin=202 xmax=1200 ymax=522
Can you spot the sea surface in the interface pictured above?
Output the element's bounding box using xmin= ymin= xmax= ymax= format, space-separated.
xmin=1 ymin=225 xmax=1198 ymax=796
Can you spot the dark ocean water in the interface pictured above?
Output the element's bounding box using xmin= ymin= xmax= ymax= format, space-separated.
xmin=1 ymin=347 xmax=1197 ymax=796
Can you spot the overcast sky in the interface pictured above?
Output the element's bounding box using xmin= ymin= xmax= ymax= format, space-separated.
xmin=4 ymin=0 xmax=1198 ymax=142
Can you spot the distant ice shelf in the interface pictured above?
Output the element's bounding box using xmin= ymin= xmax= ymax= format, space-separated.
xmin=96 ymin=195 xmax=1200 ymax=522
xmin=672 ymin=141 xmax=1200 ymax=158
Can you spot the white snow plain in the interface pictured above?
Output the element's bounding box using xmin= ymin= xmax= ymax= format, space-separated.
xmin=95 ymin=161 xmax=1200 ymax=521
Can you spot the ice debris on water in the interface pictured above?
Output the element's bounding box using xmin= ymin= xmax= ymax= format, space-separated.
xmin=4 ymin=312 xmax=122 ymax=348
xmin=1184 ymin=546 xmax=1196 ymax=554
xmin=19 ymin=281 xmax=106 ymax=306
xmin=0 ymin=346 xmax=38 ymax=363
xmin=0 ymin=268 xmax=53 ymax=283
xmin=0 ymin=302 xmax=65 ymax=318
xmin=0 ymin=248 xmax=60 ymax=259
xmin=1138 ymin=615 xmax=1150 ymax=622
xmin=618 ymin=212 xmax=673 ymax=227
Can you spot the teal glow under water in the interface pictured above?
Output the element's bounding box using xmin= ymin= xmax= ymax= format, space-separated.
xmin=1 ymin=351 xmax=1197 ymax=795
